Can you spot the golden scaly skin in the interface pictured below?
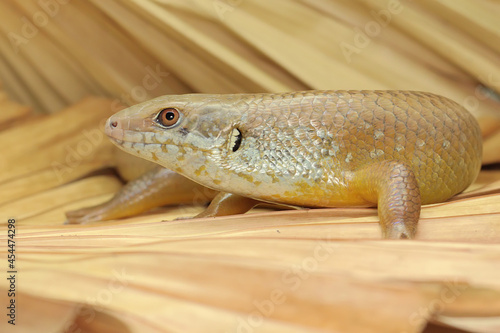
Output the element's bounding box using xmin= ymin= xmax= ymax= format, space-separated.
xmin=83 ymin=90 xmax=481 ymax=239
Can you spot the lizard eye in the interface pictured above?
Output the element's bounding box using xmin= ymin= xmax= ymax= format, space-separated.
xmin=156 ymin=108 xmax=181 ymax=128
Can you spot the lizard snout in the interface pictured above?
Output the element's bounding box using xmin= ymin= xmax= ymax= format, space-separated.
xmin=105 ymin=116 xmax=125 ymax=141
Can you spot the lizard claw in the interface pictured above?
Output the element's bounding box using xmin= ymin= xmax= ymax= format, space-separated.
xmin=383 ymin=222 xmax=416 ymax=239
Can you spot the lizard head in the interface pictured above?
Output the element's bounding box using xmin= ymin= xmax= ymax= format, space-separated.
xmin=105 ymin=94 xmax=245 ymax=185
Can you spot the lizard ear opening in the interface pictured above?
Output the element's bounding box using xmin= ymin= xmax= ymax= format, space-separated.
xmin=230 ymin=128 xmax=242 ymax=152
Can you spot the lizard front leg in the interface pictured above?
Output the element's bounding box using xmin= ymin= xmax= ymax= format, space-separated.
xmin=352 ymin=160 xmax=421 ymax=239
xmin=66 ymin=166 xmax=218 ymax=224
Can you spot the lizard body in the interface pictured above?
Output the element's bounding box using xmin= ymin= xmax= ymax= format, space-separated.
xmin=78 ymin=90 xmax=482 ymax=239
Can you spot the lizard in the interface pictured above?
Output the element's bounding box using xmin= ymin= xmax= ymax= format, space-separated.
xmin=67 ymin=90 xmax=482 ymax=239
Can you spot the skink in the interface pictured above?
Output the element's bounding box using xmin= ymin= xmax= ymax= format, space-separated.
xmin=73 ymin=90 xmax=483 ymax=239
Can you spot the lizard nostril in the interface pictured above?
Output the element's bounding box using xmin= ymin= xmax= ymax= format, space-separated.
xmin=105 ymin=117 xmax=123 ymax=140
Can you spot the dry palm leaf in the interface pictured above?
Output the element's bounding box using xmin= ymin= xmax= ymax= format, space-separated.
xmin=0 ymin=0 xmax=498 ymax=161
xmin=0 ymin=1 xmax=500 ymax=332
xmin=0 ymin=86 xmax=500 ymax=333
